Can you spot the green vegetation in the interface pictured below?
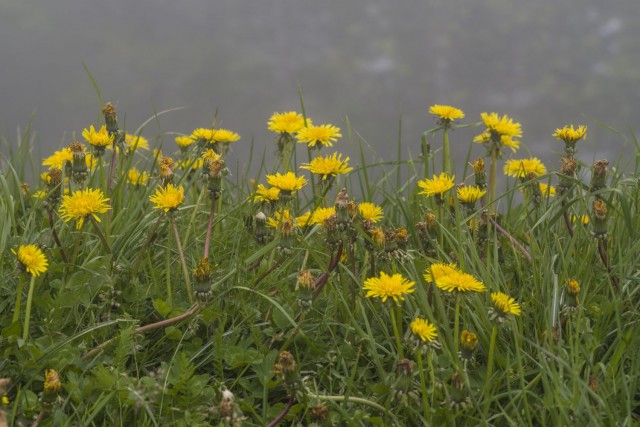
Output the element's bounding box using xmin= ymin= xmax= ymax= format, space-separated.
xmin=0 ymin=101 xmax=638 ymax=426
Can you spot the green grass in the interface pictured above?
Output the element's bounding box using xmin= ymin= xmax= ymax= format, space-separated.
xmin=0 ymin=104 xmax=638 ymax=426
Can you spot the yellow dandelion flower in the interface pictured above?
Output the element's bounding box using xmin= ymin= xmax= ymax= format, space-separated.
xmin=435 ymin=270 xmax=486 ymax=293
xmin=211 ymin=128 xmax=240 ymax=143
xmin=123 ymin=133 xmax=149 ymax=153
xmin=2 ymin=394 xmax=8 ymax=405
xmin=149 ymin=184 xmax=184 ymax=212
xmin=491 ymin=292 xmax=521 ymax=316
xmin=460 ymin=330 xmax=478 ymax=352
xmin=429 ymin=104 xmax=465 ymax=122
xmin=504 ymin=158 xmax=546 ymax=178
xmin=296 ymin=124 xmax=342 ymax=148
xmin=571 ymin=214 xmax=590 ymax=225
xmin=266 ymin=210 xmax=298 ymax=229
xmin=539 ymin=183 xmax=556 ymax=197
xmin=418 ymin=173 xmax=455 ymax=197
xmin=268 ymin=111 xmax=309 ymax=134
xmin=300 ymin=152 xmax=353 ymax=180
xmin=190 ymin=128 xmax=214 ymax=142
xmin=254 ymin=184 xmax=280 ymax=203
xmin=40 ymin=172 xmax=52 ymax=184
xmin=127 ymin=167 xmax=149 ymax=186
xmin=42 ymin=148 xmax=73 ymax=170
xmin=33 ymin=190 xmax=47 ymax=199
xmin=370 ymin=227 xmax=385 ymax=246
xmin=475 ymin=113 xmax=522 ymax=153
xmin=457 ymin=186 xmax=486 ymax=204
xmin=363 ymin=271 xmax=416 ymax=303
xmin=266 ymin=172 xmax=307 ymax=192
xmin=12 ymin=244 xmax=48 ymax=277
xmin=59 ymin=188 xmax=111 ymax=229
xmin=295 ymin=211 xmax=312 ymax=227
xmin=175 ymin=135 xmax=195 ymax=149
xmin=358 ymin=202 xmax=383 ymax=223
xmin=410 ymin=318 xmax=438 ymax=342
xmin=85 ymin=153 xmax=98 ymax=170
xmin=500 ymin=135 xmax=520 ymax=152
xmin=310 ymin=207 xmax=336 ymax=225
xmin=178 ymin=158 xmax=205 ymax=171
xmin=565 ymin=278 xmax=580 ymax=295
xmin=553 ymin=125 xmax=587 ymax=144
xmin=44 ymin=369 xmax=62 ymax=393
xmin=480 ymin=112 xmax=522 ymax=139
xmin=82 ymin=125 xmax=114 ymax=149
xmin=202 ymin=148 xmax=222 ymax=163
xmin=423 ymin=263 xmax=459 ymax=283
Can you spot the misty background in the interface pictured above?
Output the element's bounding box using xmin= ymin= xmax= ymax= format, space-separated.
xmin=1 ymin=0 xmax=639 ymax=176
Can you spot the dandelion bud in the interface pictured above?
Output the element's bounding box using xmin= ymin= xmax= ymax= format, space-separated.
xmin=102 ymin=102 xmax=119 ymax=134
xmin=216 ymin=389 xmax=246 ymax=426
xmin=591 ymin=159 xmax=609 ymax=192
xmin=394 ymin=227 xmax=409 ymax=249
xmin=193 ymin=257 xmax=212 ymax=301
xmin=392 ymin=359 xmax=417 ymax=403
xmin=460 ymin=330 xmax=478 ymax=361
xmin=46 ymin=168 xmax=63 ymax=205
xmin=471 ymin=158 xmax=486 ymax=189
xmin=592 ymin=199 xmax=608 ymax=238
xmin=159 ymin=157 xmax=174 ymax=187
xmin=296 ymin=270 xmax=315 ymax=310
xmin=253 ymin=212 xmax=269 ymax=245
xmin=42 ymin=369 xmax=62 ymax=407
xmin=275 ymin=351 xmax=302 ymax=395
xmin=310 ymin=403 xmax=330 ymax=425
xmin=69 ymin=141 xmax=88 ymax=183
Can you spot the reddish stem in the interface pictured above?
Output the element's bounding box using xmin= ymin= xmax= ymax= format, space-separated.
xmin=203 ymin=200 xmax=216 ymax=259
xmin=266 ymin=396 xmax=295 ymax=427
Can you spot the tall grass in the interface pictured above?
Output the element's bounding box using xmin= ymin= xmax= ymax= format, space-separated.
xmin=0 ymin=102 xmax=638 ymax=426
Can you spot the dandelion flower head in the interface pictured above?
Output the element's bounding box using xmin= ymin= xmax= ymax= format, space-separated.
xmin=491 ymin=292 xmax=521 ymax=316
xmin=296 ymin=124 xmax=342 ymax=148
xmin=553 ymin=125 xmax=586 ymax=144
xmin=13 ymin=244 xmax=48 ymax=277
xmin=418 ymin=173 xmax=455 ymax=197
xmin=363 ymin=271 xmax=416 ymax=303
xmin=358 ymin=202 xmax=383 ymax=223
xmin=300 ymin=152 xmax=353 ymax=180
xmin=59 ymin=188 xmax=111 ymax=229
xmin=429 ymin=104 xmax=465 ymax=123
xmin=266 ymin=172 xmax=307 ymax=192
xmin=42 ymin=148 xmax=73 ymax=170
xmin=82 ymin=125 xmax=114 ymax=148
xmin=434 ymin=270 xmax=486 ymax=293
xmin=504 ymin=158 xmax=546 ymax=178
xmin=457 ymin=186 xmax=486 ymax=204
xmin=410 ymin=318 xmax=438 ymax=342
xmin=149 ymin=184 xmax=184 ymax=212
xmin=268 ymin=111 xmax=309 ymax=134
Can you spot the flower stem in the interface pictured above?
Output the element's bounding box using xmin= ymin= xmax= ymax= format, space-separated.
xmin=22 ymin=275 xmax=37 ymax=341
xmin=89 ymin=216 xmax=111 ymax=254
xmin=389 ymin=303 xmax=404 ymax=359
xmin=12 ymin=276 xmax=24 ymax=324
xmin=171 ymin=219 xmax=194 ymax=303
xmin=165 ymin=235 xmax=173 ymax=306
xmin=485 ymin=323 xmax=498 ymax=391
xmin=442 ymin=128 xmax=451 ymax=175
xmin=453 ymin=293 xmax=461 ymax=354
xmin=203 ymin=200 xmax=216 ymax=259
xmin=489 ymin=150 xmax=497 ymax=212
xmin=416 ymin=350 xmax=430 ymax=420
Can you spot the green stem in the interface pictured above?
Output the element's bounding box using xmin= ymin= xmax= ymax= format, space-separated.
xmin=484 ymin=323 xmax=498 ymax=415
xmin=89 ymin=216 xmax=111 ymax=254
xmin=453 ymin=294 xmax=461 ymax=354
xmin=22 ymin=275 xmax=37 ymax=341
xmin=13 ymin=276 xmax=24 ymax=324
xmin=171 ymin=219 xmax=194 ymax=304
xmin=416 ymin=350 xmax=430 ymax=420
xmin=489 ymin=150 xmax=497 ymax=212
xmin=442 ymin=128 xmax=451 ymax=175
xmin=427 ymin=351 xmax=435 ymax=410
xmin=389 ymin=303 xmax=404 ymax=359
xmin=165 ymin=233 xmax=173 ymax=306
